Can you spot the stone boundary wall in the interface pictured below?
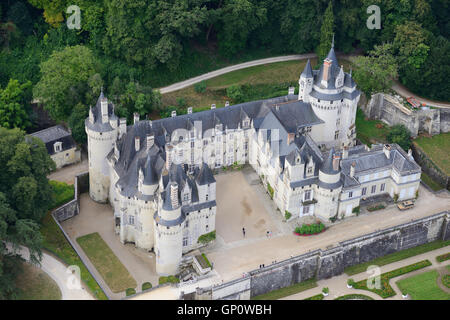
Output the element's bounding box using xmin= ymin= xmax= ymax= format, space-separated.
xmin=211 ymin=210 xmax=450 ymax=300
xmin=362 ymin=93 xmax=449 ymax=137
xmin=53 ymin=172 xmax=89 ymax=222
xmin=412 ymin=143 xmax=449 ymax=190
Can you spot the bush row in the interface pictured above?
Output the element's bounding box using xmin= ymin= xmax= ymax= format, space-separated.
xmin=294 ymin=222 xmax=325 ymax=235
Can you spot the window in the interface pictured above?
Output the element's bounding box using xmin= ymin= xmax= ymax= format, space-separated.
xmin=203 ymin=140 xmax=208 ymax=146
xmin=244 ymin=141 xmax=248 ymax=150
xmin=334 ymin=131 xmax=340 ymax=140
xmin=183 ymin=236 xmax=188 ymax=247
xmin=54 ymin=142 xmax=62 ymax=153
xmin=206 ymin=194 xmax=209 ymax=201
xmin=307 ymin=167 xmax=313 ymax=174
xmin=349 ymin=191 xmax=353 ymax=198
xmin=304 ymin=190 xmax=311 ymax=201
xmin=183 ymin=193 xmax=189 ymax=201
xmin=380 ymin=183 xmax=385 ymax=192
xmin=336 ymin=118 xmax=340 ymax=126
xmin=128 ymin=215 xmax=135 ymax=225
xmin=191 ymin=141 xmax=194 ymax=148
xmin=371 ymin=185 xmax=376 ymax=194
xmin=185 ymin=220 xmax=189 ymax=228
xmin=362 ymin=187 xmax=367 ymax=196
xmin=206 ymin=225 xmax=209 ymax=232
xmin=303 ymin=206 xmax=310 ymax=214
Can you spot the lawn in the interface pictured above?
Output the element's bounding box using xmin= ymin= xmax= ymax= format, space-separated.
xmin=352 ymin=260 xmax=432 ymax=298
xmin=414 ymin=133 xmax=450 ymax=175
xmin=421 ymin=172 xmax=445 ymax=191
xmin=344 ymin=240 xmax=450 ymax=276
xmin=15 ymin=261 xmax=62 ymax=300
xmin=76 ymin=232 xmax=137 ymax=293
xmin=161 ymin=59 xmax=353 ymax=113
xmin=251 ymin=279 xmax=317 ymax=300
xmin=40 ymin=211 xmax=108 ymax=300
xmin=355 ymin=108 xmax=389 ymax=146
xmin=49 ymin=180 xmax=75 ymax=209
xmin=396 ymin=270 xmax=450 ymax=300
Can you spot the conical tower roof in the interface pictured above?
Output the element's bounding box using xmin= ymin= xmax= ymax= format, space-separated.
xmin=301 ymin=59 xmax=313 ymax=78
xmin=320 ymin=147 xmax=339 ymax=174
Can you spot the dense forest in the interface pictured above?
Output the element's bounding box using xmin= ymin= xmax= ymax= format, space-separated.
xmin=0 ymin=0 xmax=448 ymax=135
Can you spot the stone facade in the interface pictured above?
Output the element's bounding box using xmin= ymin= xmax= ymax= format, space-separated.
xmin=363 ymin=93 xmax=450 ymax=137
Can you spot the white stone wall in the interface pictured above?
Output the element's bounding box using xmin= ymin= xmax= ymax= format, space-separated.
xmin=50 ymin=147 xmax=81 ymax=169
xmin=155 ymin=221 xmax=183 ymax=275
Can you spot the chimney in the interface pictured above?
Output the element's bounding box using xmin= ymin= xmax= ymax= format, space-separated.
xmin=332 ymin=155 xmax=341 ymax=171
xmin=101 ymin=98 xmax=108 ymax=123
xmin=133 ymin=112 xmax=140 ymax=124
xmin=170 ymin=183 xmax=179 ymax=208
xmin=287 ymin=133 xmax=295 ymax=145
xmin=171 ymin=110 xmax=177 ymax=117
xmin=119 ymin=118 xmax=127 ymax=138
xmin=211 ymin=104 xmax=216 ymax=110
xmin=322 ymin=58 xmax=332 ymax=85
xmin=383 ymin=144 xmax=391 ymax=159
xmin=146 ymin=134 xmax=154 ymax=151
xmin=166 ymin=144 xmax=173 ymax=170
xmin=89 ymin=106 xmax=94 ymax=123
xmin=350 ymin=162 xmax=356 ymax=178
xmin=342 ymin=146 xmax=349 ymax=159
xmin=135 ymin=136 xmax=140 ymax=152
xmin=187 ymin=107 xmax=193 ymax=114
xmin=288 ymin=87 xmax=295 ymax=95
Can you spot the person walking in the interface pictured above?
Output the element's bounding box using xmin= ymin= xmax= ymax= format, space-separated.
xmin=242 ymin=227 xmax=246 ymax=237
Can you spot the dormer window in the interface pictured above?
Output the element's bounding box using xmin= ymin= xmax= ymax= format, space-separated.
xmin=54 ymin=141 xmax=62 ymax=153
xmin=307 ymin=167 xmax=313 ymax=174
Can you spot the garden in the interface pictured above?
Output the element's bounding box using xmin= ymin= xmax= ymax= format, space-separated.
xmin=351 ymin=259 xmax=432 ymax=298
xmin=396 ymin=270 xmax=450 ymax=300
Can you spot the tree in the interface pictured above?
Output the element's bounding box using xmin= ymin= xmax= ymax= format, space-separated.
xmin=0 ymin=127 xmax=55 ymax=299
xmin=68 ymin=103 xmax=88 ymax=144
xmin=33 ymin=45 xmax=100 ymax=121
xmin=352 ymin=43 xmax=398 ymax=97
xmin=387 ymin=124 xmax=411 ymax=151
xmin=0 ymin=79 xmax=32 ymax=129
xmin=316 ymin=1 xmax=334 ymax=63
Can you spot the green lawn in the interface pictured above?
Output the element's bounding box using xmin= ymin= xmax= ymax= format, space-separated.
xmin=15 ymin=261 xmax=62 ymax=300
xmin=414 ymin=133 xmax=450 ymax=176
xmin=161 ymin=59 xmax=353 ymax=113
xmin=344 ymin=240 xmax=450 ymax=276
xmin=396 ymin=270 xmax=450 ymax=300
xmin=251 ymin=279 xmax=317 ymax=300
xmin=355 ymin=108 xmax=390 ymax=146
xmin=353 ymin=260 xmax=432 ymax=298
xmin=77 ymin=232 xmax=137 ymax=293
xmin=421 ymin=172 xmax=445 ymax=191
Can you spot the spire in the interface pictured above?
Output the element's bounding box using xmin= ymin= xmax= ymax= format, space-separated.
xmin=331 ymin=33 xmax=335 ymax=48
xmin=301 ymin=59 xmax=313 ymax=78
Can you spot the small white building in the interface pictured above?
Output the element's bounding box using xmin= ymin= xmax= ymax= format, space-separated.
xmin=30 ymin=125 xmax=81 ymax=169
xmin=85 ymin=43 xmax=421 ymax=275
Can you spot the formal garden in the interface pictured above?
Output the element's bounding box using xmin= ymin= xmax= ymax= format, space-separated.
xmin=396 ymin=269 xmax=450 ymax=300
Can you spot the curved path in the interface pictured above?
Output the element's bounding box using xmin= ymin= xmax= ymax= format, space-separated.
xmin=159 ymin=53 xmax=450 ymax=108
xmin=7 ymin=244 xmax=94 ymax=300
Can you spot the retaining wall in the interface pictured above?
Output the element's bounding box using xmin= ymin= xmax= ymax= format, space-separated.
xmin=210 ymin=210 xmax=450 ymax=299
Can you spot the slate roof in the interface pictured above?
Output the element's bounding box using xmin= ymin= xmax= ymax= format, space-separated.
xmin=320 ymin=147 xmax=339 ymax=174
xmin=195 ymin=163 xmax=216 ymax=185
xmin=340 ymin=144 xmax=421 ymax=189
xmin=85 ymin=91 xmax=118 ymax=132
xmin=301 ymin=59 xmax=313 ymax=78
xmin=30 ymin=125 xmax=77 ymax=155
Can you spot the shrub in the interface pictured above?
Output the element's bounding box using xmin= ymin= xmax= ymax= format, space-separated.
xmin=322 ymin=287 xmax=329 ymax=294
xmin=226 ymin=85 xmax=245 ymax=103
xmin=198 ymin=231 xmax=216 ymax=244
xmin=367 ymin=204 xmax=385 ymax=212
xmin=49 ymin=180 xmax=75 ymax=209
xmin=295 ymin=223 xmax=325 ymax=235
xmin=393 ymin=193 xmax=399 ymax=202
xmin=142 ymin=282 xmax=152 ymax=291
xmin=304 ymin=294 xmax=324 ymax=300
xmin=159 ymin=276 xmax=180 ymax=285
xmin=125 ymin=288 xmax=136 ymax=296
xmin=436 ymin=253 xmax=450 ymax=262
xmin=352 ymin=206 xmax=360 ymax=215
xmin=285 ymin=211 xmax=292 ymax=220
xmin=176 ymin=97 xmax=186 ymax=107
xmin=267 ymin=183 xmax=274 ymax=199
xmin=194 ymin=81 xmax=207 ymax=93
xmin=415 ymin=190 xmax=419 ymax=199
xmin=202 ymin=253 xmax=212 ymax=268
xmin=347 ymin=278 xmax=355 ymax=286
xmin=387 ymin=124 xmax=412 ymax=151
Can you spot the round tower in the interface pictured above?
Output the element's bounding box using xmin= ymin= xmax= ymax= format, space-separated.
xmin=316 ymin=148 xmax=342 ymax=220
xmin=154 ymin=182 xmax=184 ymax=276
xmin=85 ymin=91 xmax=118 ymax=203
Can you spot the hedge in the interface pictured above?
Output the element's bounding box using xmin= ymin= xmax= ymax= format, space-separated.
xmin=142 ymin=282 xmax=152 ymax=291
xmin=334 ymin=294 xmax=374 ymax=300
xmin=126 ymin=288 xmax=136 ymax=296
xmin=198 ymin=231 xmax=216 ymax=244
xmin=159 ymin=275 xmax=180 ymax=285
xmin=294 ymin=222 xmax=325 ymax=235
xmin=304 ymin=294 xmax=324 ymax=300
xmin=436 ymin=252 xmax=450 ymax=263
xmin=353 ymin=259 xmax=432 ymax=298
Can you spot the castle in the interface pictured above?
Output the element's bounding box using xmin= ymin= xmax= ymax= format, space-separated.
xmin=85 ymin=43 xmax=421 ymax=275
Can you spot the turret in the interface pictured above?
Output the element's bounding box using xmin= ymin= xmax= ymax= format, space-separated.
xmin=85 ymin=91 xmax=119 ymax=203
xmin=298 ymin=59 xmax=313 ymax=102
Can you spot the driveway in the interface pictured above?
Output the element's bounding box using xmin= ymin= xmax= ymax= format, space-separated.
xmin=48 ymin=155 xmax=88 ymax=185
xmin=8 ymin=244 xmax=94 ymax=300
xmin=204 ymin=184 xmax=450 ymax=282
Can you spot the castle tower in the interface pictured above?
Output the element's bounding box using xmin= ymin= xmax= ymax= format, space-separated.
xmin=316 ymin=148 xmax=342 ymax=220
xmin=85 ymin=91 xmax=119 ymax=203
xmin=304 ymin=41 xmax=360 ymax=150
xmin=298 ymin=59 xmax=313 ymax=102
xmin=154 ymin=181 xmax=184 ymax=275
